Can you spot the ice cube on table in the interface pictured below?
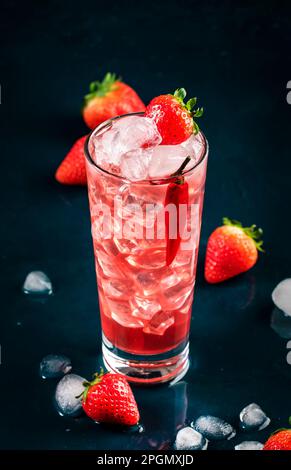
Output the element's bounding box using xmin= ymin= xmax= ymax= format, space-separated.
xmin=239 ymin=403 xmax=270 ymax=431
xmin=235 ymin=441 xmax=264 ymax=450
xmin=55 ymin=373 xmax=86 ymax=417
xmin=40 ymin=354 xmax=72 ymax=379
xmin=192 ymin=415 xmax=236 ymax=441
xmin=271 ymin=307 xmax=291 ymax=338
xmin=23 ymin=271 xmax=52 ymax=295
xmin=272 ymin=279 xmax=291 ymax=316
xmin=174 ymin=427 xmax=208 ymax=450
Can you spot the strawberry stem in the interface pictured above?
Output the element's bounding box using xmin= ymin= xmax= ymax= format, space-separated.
xmin=76 ymin=368 xmax=105 ymax=401
xmin=173 ymin=88 xmax=204 ymax=134
xmin=84 ymin=73 xmax=120 ymax=105
xmin=222 ymin=217 xmax=265 ymax=252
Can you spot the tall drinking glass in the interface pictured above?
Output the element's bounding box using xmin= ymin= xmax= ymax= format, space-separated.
xmin=85 ymin=113 xmax=208 ymax=384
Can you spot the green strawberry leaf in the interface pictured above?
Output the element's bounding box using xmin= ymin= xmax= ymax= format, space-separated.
xmin=173 ymin=88 xmax=204 ymax=134
xmin=193 ymin=121 xmax=200 ymax=134
xmin=174 ymin=88 xmax=187 ymax=101
xmin=84 ymin=72 xmax=120 ymax=105
xmin=76 ymin=368 xmax=105 ymax=402
xmin=193 ymin=107 xmax=204 ymax=118
xmin=222 ymin=217 xmax=265 ymax=252
xmin=186 ymin=97 xmax=197 ymax=111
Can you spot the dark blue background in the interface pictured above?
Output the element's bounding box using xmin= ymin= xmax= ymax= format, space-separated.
xmin=0 ymin=0 xmax=291 ymax=450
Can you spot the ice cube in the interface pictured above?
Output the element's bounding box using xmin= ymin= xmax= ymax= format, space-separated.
xmin=120 ymin=148 xmax=152 ymax=181
xmin=132 ymin=296 xmax=161 ymax=320
xmin=174 ymin=427 xmax=208 ymax=451
xmin=235 ymin=441 xmax=264 ymax=450
xmin=272 ymin=279 xmax=291 ymax=316
xmin=114 ymin=237 xmax=141 ymax=255
xmin=55 ymin=373 xmax=86 ymax=417
xmin=149 ymin=145 xmax=190 ymax=179
xmin=40 ymin=354 xmax=72 ymax=379
xmin=163 ymin=283 xmax=192 ymax=311
xmin=239 ymin=403 xmax=270 ymax=431
xmin=181 ymin=132 xmax=204 ymax=162
xmin=101 ymin=278 xmax=132 ymax=300
xmin=107 ymin=298 xmax=144 ymax=328
xmin=118 ymin=190 xmax=145 ymax=221
xmin=178 ymin=294 xmax=193 ymax=315
xmin=113 ymin=115 xmax=162 ymax=151
xmin=192 ymin=415 xmax=236 ymax=441
xmin=143 ymin=310 xmax=174 ymax=335
xmin=271 ymin=307 xmax=291 ymax=339
xmin=99 ymin=125 xmax=124 ymax=166
xmin=160 ymin=270 xmax=181 ymax=289
xmin=135 ymin=271 xmax=159 ymax=296
xmin=96 ymin=250 xmax=125 ymax=279
xmin=102 ymin=239 xmax=120 ymax=257
xmin=172 ymin=249 xmax=194 ymax=268
xmin=127 ymin=249 xmax=166 ymax=270
xmin=23 ymin=271 xmax=52 ymax=295
xmin=93 ymin=116 xmax=161 ymax=172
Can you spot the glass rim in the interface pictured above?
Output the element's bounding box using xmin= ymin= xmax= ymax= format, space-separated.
xmin=84 ymin=112 xmax=209 ymax=184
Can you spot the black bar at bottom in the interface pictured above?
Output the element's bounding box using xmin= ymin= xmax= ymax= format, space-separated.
xmin=0 ymin=450 xmax=290 ymax=465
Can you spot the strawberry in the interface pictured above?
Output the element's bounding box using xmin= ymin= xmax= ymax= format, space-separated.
xmin=263 ymin=426 xmax=291 ymax=450
xmin=145 ymin=88 xmax=203 ymax=145
xmin=55 ymin=135 xmax=87 ymax=185
xmin=205 ymin=218 xmax=264 ymax=284
xmin=82 ymin=370 xmax=139 ymax=426
xmin=83 ymin=72 xmax=145 ymax=130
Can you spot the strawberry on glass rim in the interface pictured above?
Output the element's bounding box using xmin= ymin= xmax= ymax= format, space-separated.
xmin=147 ymin=87 xmax=204 ymax=265
xmin=145 ymin=87 xmax=203 ymax=145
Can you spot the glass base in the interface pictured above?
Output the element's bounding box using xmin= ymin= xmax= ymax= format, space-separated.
xmin=102 ymin=335 xmax=189 ymax=385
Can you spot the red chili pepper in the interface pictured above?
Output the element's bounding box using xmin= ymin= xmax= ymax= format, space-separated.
xmin=165 ymin=157 xmax=190 ymax=266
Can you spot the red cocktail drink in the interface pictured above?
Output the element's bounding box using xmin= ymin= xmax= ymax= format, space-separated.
xmin=85 ymin=113 xmax=208 ymax=383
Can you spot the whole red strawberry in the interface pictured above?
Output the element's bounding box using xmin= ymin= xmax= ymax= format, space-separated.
xmin=82 ymin=370 xmax=139 ymax=426
xmin=145 ymin=88 xmax=203 ymax=145
xmin=55 ymin=135 xmax=87 ymax=185
xmin=83 ymin=73 xmax=145 ymax=130
xmin=263 ymin=428 xmax=291 ymax=450
xmin=205 ymin=218 xmax=264 ymax=284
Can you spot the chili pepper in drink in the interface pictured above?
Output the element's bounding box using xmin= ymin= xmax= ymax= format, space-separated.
xmin=165 ymin=156 xmax=190 ymax=266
